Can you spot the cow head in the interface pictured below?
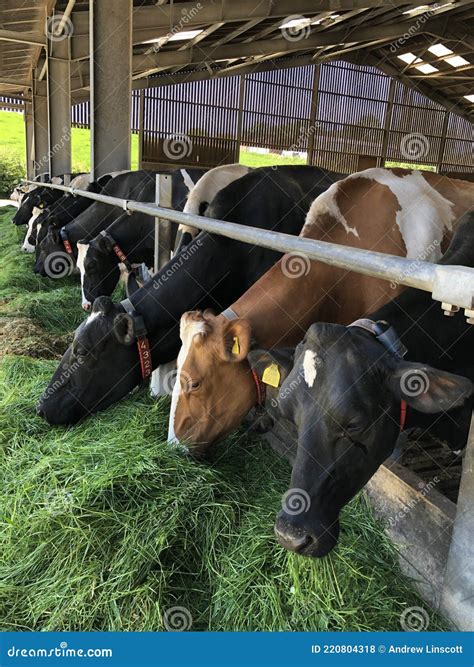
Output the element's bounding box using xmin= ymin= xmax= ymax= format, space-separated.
xmin=77 ymin=235 xmax=121 ymax=310
xmin=169 ymin=311 xmax=256 ymax=455
xmin=274 ymin=322 xmax=473 ymax=558
xmin=36 ymin=296 xmax=145 ymax=424
xmin=12 ymin=186 xmax=58 ymax=226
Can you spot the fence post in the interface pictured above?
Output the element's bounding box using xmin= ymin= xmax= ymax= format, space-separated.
xmin=154 ymin=173 xmax=173 ymax=273
xmin=306 ymin=64 xmax=320 ymax=166
xmin=150 ymin=172 xmax=174 ymax=398
xmin=436 ymin=110 xmax=449 ymax=173
xmin=381 ymin=78 xmax=396 ymax=167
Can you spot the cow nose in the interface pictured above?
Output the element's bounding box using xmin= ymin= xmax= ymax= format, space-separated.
xmin=274 ymin=524 xmax=314 ymax=554
xmin=82 ymin=302 xmax=91 ymax=311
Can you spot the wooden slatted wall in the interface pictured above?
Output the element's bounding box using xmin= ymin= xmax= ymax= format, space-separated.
xmin=68 ymin=62 xmax=473 ymax=174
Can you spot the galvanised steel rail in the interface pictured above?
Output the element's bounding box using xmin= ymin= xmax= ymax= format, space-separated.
xmin=26 ymin=179 xmax=474 ymax=318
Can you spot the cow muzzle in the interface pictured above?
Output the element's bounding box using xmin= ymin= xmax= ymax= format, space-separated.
xmin=274 ymin=513 xmax=339 ymax=558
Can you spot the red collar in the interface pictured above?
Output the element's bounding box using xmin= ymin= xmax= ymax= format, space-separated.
xmin=251 ymin=369 xmax=266 ymax=406
xmin=59 ymin=227 xmax=73 ymax=255
xmin=120 ymin=298 xmax=152 ymax=380
xmin=399 ymin=399 xmax=407 ymax=431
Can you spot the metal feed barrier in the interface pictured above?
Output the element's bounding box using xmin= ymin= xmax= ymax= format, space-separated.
xmin=27 ymin=175 xmax=474 ymax=630
xmin=25 ymin=177 xmax=474 ymax=315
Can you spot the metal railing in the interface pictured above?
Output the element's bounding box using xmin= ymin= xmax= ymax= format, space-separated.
xmin=26 ymin=178 xmax=474 ymax=319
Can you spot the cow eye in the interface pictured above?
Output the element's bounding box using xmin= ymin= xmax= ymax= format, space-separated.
xmin=345 ymin=418 xmax=365 ymax=434
xmin=190 ymin=380 xmax=201 ymax=391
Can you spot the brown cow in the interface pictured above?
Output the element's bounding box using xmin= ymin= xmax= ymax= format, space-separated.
xmin=168 ymin=168 xmax=473 ymax=452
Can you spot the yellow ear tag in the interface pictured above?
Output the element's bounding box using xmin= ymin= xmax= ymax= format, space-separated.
xmin=262 ymin=362 xmax=280 ymax=388
xmin=232 ymin=336 xmax=240 ymax=355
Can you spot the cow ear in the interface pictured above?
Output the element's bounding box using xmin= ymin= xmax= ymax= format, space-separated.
xmin=113 ymin=313 xmax=135 ymax=346
xmin=92 ymin=295 xmax=113 ymax=315
xmin=388 ymin=361 xmax=473 ymax=414
xmin=96 ymin=234 xmax=113 ymax=254
xmin=220 ymin=319 xmax=251 ymax=363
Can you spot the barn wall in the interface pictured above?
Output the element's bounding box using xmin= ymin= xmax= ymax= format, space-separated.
xmin=68 ymin=60 xmax=473 ymax=174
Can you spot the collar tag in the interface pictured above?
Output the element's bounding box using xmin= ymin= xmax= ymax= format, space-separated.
xmin=262 ymin=363 xmax=280 ymax=388
xmin=232 ymin=336 xmax=240 ymax=355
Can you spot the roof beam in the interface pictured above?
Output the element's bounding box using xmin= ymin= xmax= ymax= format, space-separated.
xmin=366 ymin=54 xmax=473 ymax=122
xmin=70 ymin=0 xmax=437 ymax=59
xmin=130 ymin=21 xmax=439 ymax=75
xmin=0 ymin=28 xmax=46 ymax=47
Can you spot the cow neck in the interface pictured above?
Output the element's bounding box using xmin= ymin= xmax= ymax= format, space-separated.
xmin=100 ymin=230 xmax=136 ymax=276
xmin=120 ymin=298 xmax=152 ymax=380
xmin=348 ymin=318 xmax=408 ymax=431
xmin=127 ymin=233 xmax=234 ymax=338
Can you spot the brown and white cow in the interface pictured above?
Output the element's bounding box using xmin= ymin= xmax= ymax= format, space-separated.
xmin=169 ymin=167 xmax=473 ymax=452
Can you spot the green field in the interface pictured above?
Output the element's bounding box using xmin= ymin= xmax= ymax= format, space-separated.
xmin=0 ymin=110 xmax=304 ymax=181
xmin=0 ymin=203 xmax=445 ymax=632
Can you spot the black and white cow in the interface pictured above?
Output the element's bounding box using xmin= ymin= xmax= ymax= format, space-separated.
xmin=37 ymin=165 xmax=342 ymax=424
xmin=22 ymin=173 xmax=106 ymax=253
xmin=269 ymin=212 xmax=474 ymax=557
xmin=34 ymin=168 xmax=205 ymax=276
xmin=78 ymin=163 xmax=252 ymax=310
xmin=12 ymin=176 xmax=68 ymax=226
xmin=173 ymin=163 xmax=252 ymax=253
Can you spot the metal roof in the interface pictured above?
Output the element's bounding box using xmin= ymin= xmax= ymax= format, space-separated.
xmin=0 ymin=0 xmax=473 ymax=121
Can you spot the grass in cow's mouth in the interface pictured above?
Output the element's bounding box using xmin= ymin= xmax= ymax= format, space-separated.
xmin=0 ymin=205 xmax=447 ymax=631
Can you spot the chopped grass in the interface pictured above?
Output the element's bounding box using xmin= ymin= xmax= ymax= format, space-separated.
xmin=0 ymin=205 xmax=446 ymax=631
